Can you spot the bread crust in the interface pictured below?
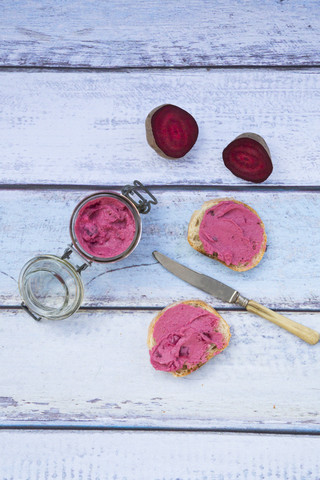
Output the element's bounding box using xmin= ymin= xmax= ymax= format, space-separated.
xmin=147 ymin=300 xmax=231 ymax=377
xmin=188 ymin=198 xmax=267 ymax=272
xmin=145 ymin=104 xmax=177 ymax=160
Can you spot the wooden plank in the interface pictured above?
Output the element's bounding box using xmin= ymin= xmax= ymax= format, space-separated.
xmin=0 ymin=69 xmax=320 ymax=186
xmin=0 ymin=309 xmax=319 ymax=429
xmin=1 ymin=189 xmax=320 ymax=309
xmin=0 ymin=430 xmax=319 ymax=479
xmin=0 ymin=1 xmax=319 ymax=67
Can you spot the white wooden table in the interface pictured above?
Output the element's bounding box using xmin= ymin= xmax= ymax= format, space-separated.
xmin=1 ymin=1 xmax=320 ymax=478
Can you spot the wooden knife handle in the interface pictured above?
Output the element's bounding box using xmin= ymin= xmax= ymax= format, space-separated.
xmin=246 ymin=300 xmax=319 ymax=345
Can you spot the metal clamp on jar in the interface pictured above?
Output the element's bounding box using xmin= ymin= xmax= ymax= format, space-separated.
xmin=19 ymin=181 xmax=157 ymax=321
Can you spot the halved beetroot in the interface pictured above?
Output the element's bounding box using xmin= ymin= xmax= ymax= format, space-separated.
xmin=223 ymin=133 xmax=273 ymax=183
xmin=145 ymin=104 xmax=199 ymax=159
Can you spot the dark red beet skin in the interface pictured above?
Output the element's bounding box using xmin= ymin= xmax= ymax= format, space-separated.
xmin=150 ymin=104 xmax=198 ymax=158
xmin=223 ymin=136 xmax=273 ymax=183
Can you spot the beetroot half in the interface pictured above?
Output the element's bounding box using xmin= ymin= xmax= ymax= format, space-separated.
xmin=145 ymin=104 xmax=199 ymax=159
xmin=223 ymin=133 xmax=273 ymax=183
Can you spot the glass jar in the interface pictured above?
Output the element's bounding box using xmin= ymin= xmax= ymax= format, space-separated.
xmin=70 ymin=191 xmax=142 ymax=263
xmin=19 ymin=181 xmax=157 ymax=321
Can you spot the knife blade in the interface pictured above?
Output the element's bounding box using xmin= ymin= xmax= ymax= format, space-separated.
xmin=152 ymin=251 xmax=243 ymax=305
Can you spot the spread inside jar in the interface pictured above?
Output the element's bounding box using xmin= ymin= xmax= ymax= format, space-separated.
xmin=149 ymin=303 xmax=225 ymax=372
xmin=74 ymin=196 xmax=136 ymax=259
xmin=199 ymin=200 xmax=264 ymax=267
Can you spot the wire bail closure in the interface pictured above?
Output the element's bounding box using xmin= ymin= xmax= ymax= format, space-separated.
xmin=61 ymin=244 xmax=92 ymax=273
xmin=21 ymin=302 xmax=42 ymax=321
xmin=122 ymin=180 xmax=158 ymax=214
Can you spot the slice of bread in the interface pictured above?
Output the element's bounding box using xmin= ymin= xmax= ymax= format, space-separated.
xmin=188 ymin=198 xmax=267 ymax=272
xmin=147 ymin=300 xmax=231 ymax=377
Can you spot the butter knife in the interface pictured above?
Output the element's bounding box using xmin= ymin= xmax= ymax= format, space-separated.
xmin=153 ymin=251 xmax=319 ymax=345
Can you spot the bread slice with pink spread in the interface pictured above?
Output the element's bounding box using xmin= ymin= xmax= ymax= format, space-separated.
xmin=188 ymin=198 xmax=267 ymax=272
xmin=147 ymin=300 xmax=230 ymax=377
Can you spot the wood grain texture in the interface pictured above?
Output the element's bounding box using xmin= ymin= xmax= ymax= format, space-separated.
xmin=1 ymin=0 xmax=319 ymax=467
xmin=0 ymin=430 xmax=319 ymax=479
xmin=1 ymin=189 xmax=320 ymax=309
xmin=0 ymin=69 xmax=320 ymax=186
xmin=0 ymin=309 xmax=319 ymax=429
xmin=0 ymin=0 xmax=319 ymax=67
xmin=246 ymin=300 xmax=320 ymax=345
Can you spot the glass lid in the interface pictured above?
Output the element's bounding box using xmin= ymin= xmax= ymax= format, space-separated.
xmin=19 ymin=255 xmax=84 ymax=321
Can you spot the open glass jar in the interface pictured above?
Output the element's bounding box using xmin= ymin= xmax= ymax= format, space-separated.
xmin=19 ymin=181 xmax=157 ymax=321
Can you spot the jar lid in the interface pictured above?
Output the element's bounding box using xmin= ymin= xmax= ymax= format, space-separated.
xmin=19 ymin=255 xmax=84 ymax=321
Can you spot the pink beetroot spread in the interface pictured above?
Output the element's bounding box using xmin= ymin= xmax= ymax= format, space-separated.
xmin=150 ymin=304 xmax=225 ymax=372
xmin=74 ymin=196 xmax=136 ymax=258
xmin=199 ymin=201 xmax=264 ymax=267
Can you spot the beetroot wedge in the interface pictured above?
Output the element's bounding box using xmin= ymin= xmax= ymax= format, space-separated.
xmin=145 ymin=104 xmax=199 ymax=159
xmin=223 ymin=133 xmax=273 ymax=183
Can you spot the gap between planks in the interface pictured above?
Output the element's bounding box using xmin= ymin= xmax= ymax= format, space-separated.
xmin=0 ymin=65 xmax=320 ymax=72
xmin=0 ymin=425 xmax=319 ymax=437
xmin=2 ymin=306 xmax=320 ymax=313
xmin=2 ymin=184 xmax=320 ymax=192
